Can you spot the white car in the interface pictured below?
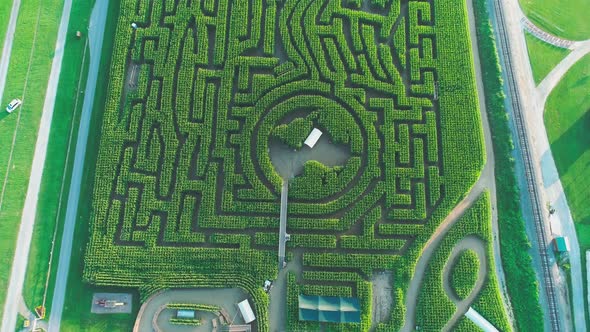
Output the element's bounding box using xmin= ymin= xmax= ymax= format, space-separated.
xmin=6 ymin=98 xmax=22 ymax=113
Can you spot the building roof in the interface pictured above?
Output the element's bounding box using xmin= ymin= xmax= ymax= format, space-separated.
xmin=237 ymin=299 xmax=256 ymax=324
xmin=304 ymin=128 xmax=323 ymax=148
xmin=298 ymin=295 xmax=360 ymax=323
xmin=465 ymin=307 xmax=499 ymax=332
xmin=176 ymin=309 xmax=195 ymax=319
xmin=554 ymin=237 xmax=570 ymax=252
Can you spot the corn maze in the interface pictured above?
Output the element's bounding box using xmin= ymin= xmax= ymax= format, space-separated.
xmin=85 ymin=0 xmax=485 ymax=330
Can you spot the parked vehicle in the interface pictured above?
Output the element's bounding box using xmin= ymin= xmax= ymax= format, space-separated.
xmin=5 ymin=98 xmax=21 ymax=113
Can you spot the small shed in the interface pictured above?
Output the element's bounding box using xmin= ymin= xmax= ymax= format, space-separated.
xmin=304 ymin=128 xmax=323 ymax=148
xmin=553 ymin=237 xmax=570 ymax=253
xmin=237 ymin=299 xmax=256 ymax=324
xmin=177 ymin=309 xmax=195 ymax=319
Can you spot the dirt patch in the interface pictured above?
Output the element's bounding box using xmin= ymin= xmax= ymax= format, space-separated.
xmin=371 ymin=270 xmax=393 ymax=327
xmin=91 ymin=293 xmax=133 ymax=314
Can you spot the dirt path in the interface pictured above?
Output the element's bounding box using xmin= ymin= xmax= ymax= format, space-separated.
xmin=47 ymin=0 xmax=109 ymax=330
xmin=278 ymin=180 xmax=288 ymax=268
xmin=536 ymin=39 xmax=590 ymax=100
xmin=400 ymin=177 xmax=487 ymax=331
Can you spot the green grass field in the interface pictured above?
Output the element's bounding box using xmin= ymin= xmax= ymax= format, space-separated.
xmin=519 ymin=0 xmax=590 ymax=40
xmin=524 ymin=32 xmax=570 ymax=85
xmin=21 ymin=0 xmax=94 ymax=315
xmin=0 ymin=0 xmax=65 ymax=320
xmin=545 ymin=53 xmax=590 ymax=327
xmin=545 ymin=54 xmax=590 ymax=249
xmin=0 ymin=0 xmax=14 ymax=57
xmin=415 ymin=193 xmax=511 ymax=331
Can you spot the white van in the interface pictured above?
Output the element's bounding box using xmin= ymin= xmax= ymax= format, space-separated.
xmin=6 ymin=98 xmax=21 ymax=113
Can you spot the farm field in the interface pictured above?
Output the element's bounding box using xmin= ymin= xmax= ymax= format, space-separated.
xmin=545 ymin=54 xmax=590 ymax=252
xmin=59 ymin=1 xmax=135 ymax=330
xmin=519 ymin=0 xmax=590 ymax=40
xmin=0 ymin=0 xmax=13 ymax=57
xmin=0 ymin=0 xmax=64 ymax=320
xmin=79 ymin=0 xmax=511 ymax=331
xmin=524 ymin=32 xmax=570 ymax=85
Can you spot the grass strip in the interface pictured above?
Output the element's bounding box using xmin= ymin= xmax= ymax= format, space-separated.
xmin=523 ymin=31 xmax=570 ymax=85
xmin=0 ymin=0 xmax=65 ymax=319
xmin=473 ymin=1 xmax=544 ymax=330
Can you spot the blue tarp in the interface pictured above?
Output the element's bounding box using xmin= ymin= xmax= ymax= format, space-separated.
xmin=298 ymin=295 xmax=361 ymax=323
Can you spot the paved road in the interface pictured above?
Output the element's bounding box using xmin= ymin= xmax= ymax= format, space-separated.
xmin=0 ymin=0 xmax=20 ymax=103
xmin=47 ymin=0 xmax=109 ymax=330
xmin=498 ymin=0 xmax=590 ymax=330
xmin=0 ymin=0 xmax=72 ymax=331
xmin=536 ymin=39 xmax=590 ymax=99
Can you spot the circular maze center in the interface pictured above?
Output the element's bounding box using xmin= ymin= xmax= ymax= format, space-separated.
xmin=269 ymin=112 xmax=352 ymax=180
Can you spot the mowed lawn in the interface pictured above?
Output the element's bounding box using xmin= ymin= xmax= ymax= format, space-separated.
xmin=22 ymin=0 xmax=93 ymax=317
xmin=519 ymin=0 xmax=590 ymax=40
xmin=0 ymin=0 xmax=14 ymax=55
xmin=0 ymin=0 xmax=64 ymax=321
xmin=524 ymin=32 xmax=570 ymax=85
xmin=545 ymin=54 xmax=590 ymax=249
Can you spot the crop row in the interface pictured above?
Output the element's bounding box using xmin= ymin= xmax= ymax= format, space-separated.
xmin=450 ymin=249 xmax=480 ymax=299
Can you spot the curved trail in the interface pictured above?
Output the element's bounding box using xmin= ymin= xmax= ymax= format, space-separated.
xmin=536 ymin=39 xmax=590 ymax=102
xmin=441 ymin=236 xmax=489 ymax=331
xmin=400 ymin=175 xmax=489 ymax=332
xmin=0 ymin=0 xmax=20 ymax=103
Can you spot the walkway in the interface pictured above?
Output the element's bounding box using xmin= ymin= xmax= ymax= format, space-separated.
xmin=521 ymin=17 xmax=574 ymax=49
xmin=278 ymin=180 xmax=288 ymax=269
xmin=498 ymin=0 xmax=590 ymax=330
xmin=441 ymin=236 xmax=490 ymax=331
xmin=0 ymin=0 xmax=73 ymax=330
xmin=47 ymin=0 xmax=109 ymax=330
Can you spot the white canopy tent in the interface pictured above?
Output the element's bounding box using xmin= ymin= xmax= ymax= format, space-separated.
xmin=237 ymin=299 xmax=256 ymax=324
xmin=465 ymin=307 xmax=499 ymax=332
xmin=304 ymin=128 xmax=323 ymax=148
